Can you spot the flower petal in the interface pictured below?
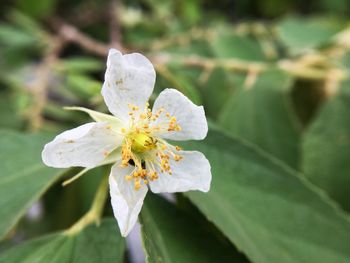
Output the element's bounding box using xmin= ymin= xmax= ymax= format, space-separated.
xmin=102 ymin=49 xmax=156 ymax=122
xmin=152 ymin=89 xmax=208 ymax=141
xmin=149 ymin=150 xmax=211 ymax=193
xmin=109 ymin=163 xmax=148 ymax=237
xmin=42 ymin=122 xmax=122 ymax=168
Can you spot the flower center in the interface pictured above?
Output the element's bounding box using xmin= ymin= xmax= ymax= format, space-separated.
xmin=129 ymin=132 xmax=157 ymax=153
xmin=120 ymin=103 xmax=184 ymax=190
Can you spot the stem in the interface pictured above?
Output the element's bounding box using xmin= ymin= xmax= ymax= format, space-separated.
xmin=64 ymin=173 xmax=109 ymax=236
xmin=62 ymin=168 xmax=90 ymax=186
xmin=47 ymin=18 xmax=349 ymax=81
xmin=28 ymin=38 xmax=64 ymax=132
xmin=110 ymin=0 xmax=122 ymax=49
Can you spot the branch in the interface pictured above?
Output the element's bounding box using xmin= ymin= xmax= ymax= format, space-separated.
xmin=50 ymin=17 xmax=110 ymax=56
xmin=28 ymin=37 xmax=64 ymax=131
xmin=48 ymin=19 xmax=349 ymax=82
xmin=64 ymin=173 xmax=109 ymax=236
xmin=110 ymin=0 xmax=122 ymax=49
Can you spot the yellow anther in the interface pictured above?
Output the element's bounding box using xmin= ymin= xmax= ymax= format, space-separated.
xmin=125 ymin=175 xmax=133 ymax=181
xmin=121 ymin=128 xmax=126 ymax=133
xmin=140 ymin=169 xmax=147 ymax=177
xmin=175 ymin=146 xmax=182 ymax=151
xmin=174 ymin=155 xmax=183 ymax=162
xmin=149 ymin=172 xmax=158 ymax=180
xmin=128 ymin=104 xmax=139 ymax=111
xmin=134 ymin=180 xmax=141 ymax=190
xmin=121 ymin=163 xmax=128 ymax=168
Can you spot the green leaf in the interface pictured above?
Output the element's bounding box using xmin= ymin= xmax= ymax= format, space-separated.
xmin=0 ymin=25 xmax=36 ymax=48
xmin=0 ymin=218 xmax=125 ymax=262
xmin=15 ymin=0 xmax=56 ymax=19
xmin=219 ymin=70 xmax=300 ymax=168
xmin=303 ymin=89 xmax=350 ymax=211
xmin=0 ymin=130 xmax=63 ymax=239
xmin=57 ymin=57 xmax=104 ymax=73
xmin=164 ymin=40 xmax=213 ymax=57
xmin=211 ymin=30 xmax=266 ymax=61
xmin=276 ymin=17 xmax=342 ymax=54
xmin=0 ymin=93 xmax=23 ymax=129
xmin=182 ymin=128 xmax=350 ymax=263
xmin=140 ymin=194 xmax=248 ymax=263
xmin=166 ymin=66 xmax=202 ymax=105
xmin=66 ymin=74 xmax=101 ymax=98
xmin=200 ymin=68 xmax=245 ymax=119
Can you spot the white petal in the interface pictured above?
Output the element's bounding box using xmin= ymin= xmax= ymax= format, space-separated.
xmin=152 ymin=89 xmax=208 ymax=141
xmin=109 ymin=163 xmax=148 ymax=237
xmin=102 ymin=49 xmax=156 ymax=123
xmin=149 ymin=150 xmax=211 ymax=193
xmin=42 ymin=122 xmax=122 ymax=168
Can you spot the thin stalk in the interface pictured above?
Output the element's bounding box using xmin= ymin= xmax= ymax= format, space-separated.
xmin=64 ymin=173 xmax=109 ymax=236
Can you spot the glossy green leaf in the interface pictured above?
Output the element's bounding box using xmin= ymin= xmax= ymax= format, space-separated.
xmin=67 ymin=74 xmax=101 ymax=98
xmin=303 ymin=89 xmax=350 ymax=211
xmin=200 ymin=68 xmax=245 ymax=119
xmin=182 ymin=129 xmax=350 ymax=263
xmin=0 ymin=25 xmax=36 ymax=48
xmin=140 ymin=194 xmax=248 ymax=263
xmin=0 ymin=130 xmax=63 ymax=239
xmin=16 ymin=0 xmax=56 ymax=19
xmin=57 ymin=57 xmax=103 ymax=73
xmin=219 ymin=70 xmax=300 ymax=168
xmin=276 ymin=17 xmax=341 ymax=54
xmin=211 ymin=30 xmax=266 ymax=61
xmin=0 ymin=218 xmax=125 ymax=262
xmin=0 ymin=94 xmax=23 ymax=129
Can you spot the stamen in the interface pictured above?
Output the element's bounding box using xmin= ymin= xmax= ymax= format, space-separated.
xmin=134 ymin=180 xmax=141 ymax=190
xmin=125 ymin=175 xmax=133 ymax=181
xmin=174 ymin=155 xmax=183 ymax=161
xmin=120 ymin=101 xmax=185 ymax=190
xmin=128 ymin=103 xmax=139 ymax=111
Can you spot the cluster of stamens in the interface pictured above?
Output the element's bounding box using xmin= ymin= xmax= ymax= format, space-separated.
xmin=120 ymin=103 xmax=184 ymax=190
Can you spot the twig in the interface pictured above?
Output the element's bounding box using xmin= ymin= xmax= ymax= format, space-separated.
xmin=50 ymin=17 xmax=110 ymax=56
xmin=110 ymin=0 xmax=122 ymax=49
xmin=28 ymin=37 xmax=65 ymax=131
xmin=48 ymin=19 xmax=349 ymax=82
xmin=64 ymin=173 xmax=109 ymax=236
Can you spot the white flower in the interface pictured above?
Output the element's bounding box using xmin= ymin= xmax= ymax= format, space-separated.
xmin=42 ymin=49 xmax=211 ymax=237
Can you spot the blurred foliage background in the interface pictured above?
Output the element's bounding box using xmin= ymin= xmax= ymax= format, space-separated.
xmin=1 ymin=0 xmax=350 ymax=262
